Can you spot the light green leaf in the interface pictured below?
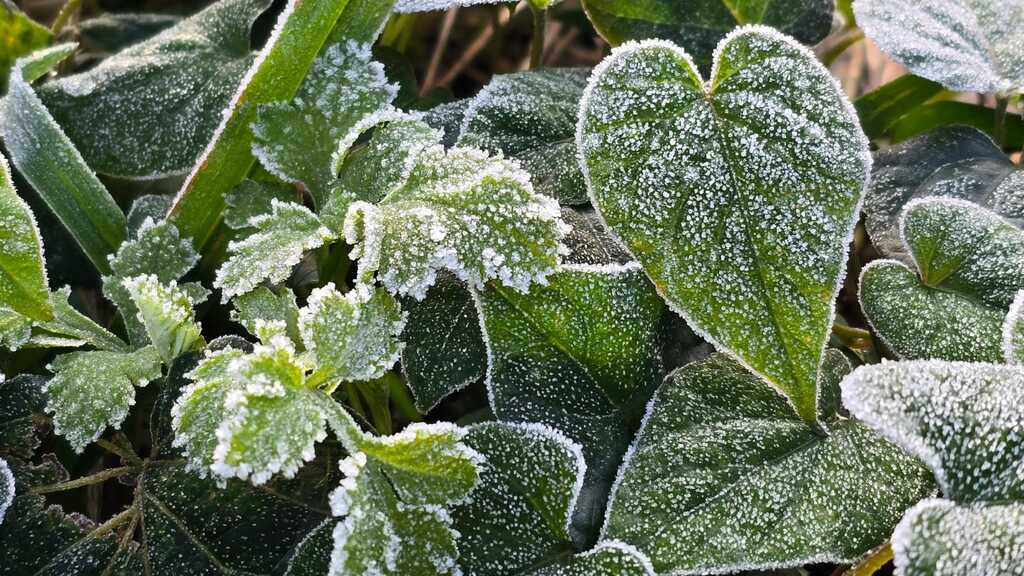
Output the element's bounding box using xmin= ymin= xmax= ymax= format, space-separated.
xmin=578 ymin=30 xmax=871 ymax=424
xmin=123 ymin=274 xmax=205 ymax=363
xmin=529 ymin=541 xmax=654 ymax=576
xmin=44 ymin=346 xmax=163 ymax=452
xmin=252 ymin=41 xmax=398 ymax=208
xmin=859 ymin=259 xmax=1005 ymax=362
xmin=0 ymin=457 xmax=12 ymax=525
xmin=345 ymin=140 xmax=568 ymax=299
xmin=0 ymin=44 xmax=127 ymax=274
xmin=892 ymin=499 xmax=1024 ymax=576
xmin=1007 ymin=290 xmax=1024 ymax=364
xmin=0 ymin=306 xmax=31 ymax=351
xmin=0 ymin=1 xmax=51 ymax=92
xmin=475 ymin=262 xmax=664 ymax=541
xmin=232 ymin=285 xmax=301 ymax=345
xmin=223 ymin=179 xmax=298 ymax=230
xmin=0 ymin=151 xmax=51 ymax=322
xmin=854 ymin=0 xmax=1024 ymax=95
xmin=38 ymin=0 xmax=273 ymax=179
xmin=602 ymin=352 xmax=935 ymax=574
xmin=458 ymin=68 xmax=590 ymax=204
xmin=841 ymin=360 xmax=1024 ymax=503
xmin=581 ymin=0 xmax=833 ymax=70
xmin=214 ymin=199 xmax=335 ymax=301
xmin=31 ymin=287 xmax=128 ymax=352
xmin=300 ymin=284 xmax=405 ymax=386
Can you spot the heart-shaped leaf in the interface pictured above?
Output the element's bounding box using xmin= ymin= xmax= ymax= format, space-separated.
xmin=855 ymin=0 xmax=1024 ymax=94
xmin=1007 ymin=290 xmax=1024 ymax=364
xmin=0 ymin=151 xmax=51 ymax=322
xmin=581 ymin=0 xmax=834 ymax=70
xmin=602 ymin=352 xmax=934 ymax=574
xmin=578 ymin=29 xmax=870 ymax=424
xmin=842 ymin=360 xmax=1024 ymax=502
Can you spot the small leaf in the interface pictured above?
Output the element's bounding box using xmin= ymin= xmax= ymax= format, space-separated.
xmin=0 ymin=306 xmax=32 ymax=351
xmin=1006 ymin=290 xmax=1024 ymax=364
xmin=422 ymin=99 xmax=471 ymax=148
xmin=892 ymin=499 xmax=1024 ymax=576
xmin=252 ymin=40 xmax=398 ymax=207
xmin=126 ymin=195 xmax=173 ymax=236
xmin=44 ymin=346 xmax=163 ymax=452
xmin=300 ymin=283 xmax=405 ymax=386
xmin=529 ymin=541 xmax=655 ymax=576
xmin=0 ymin=374 xmax=47 ymax=459
xmin=123 ymin=274 xmax=205 ymax=363
xmin=232 ymin=285 xmax=301 ymax=345
xmin=855 ymin=0 xmax=1024 ymax=94
xmin=0 ymin=457 xmax=13 ymax=525
xmin=0 ymin=1 xmax=51 ymax=92
xmin=841 ymin=360 xmax=1024 ymax=503
xmin=602 ymin=352 xmax=934 ymax=574
xmin=859 ymin=259 xmax=1005 ymax=362
xmin=223 ymin=179 xmax=298 ymax=230
xmin=458 ymin=68 xmax=590 ymax=204
xmin=30 ymin=287 xmax=128 ymax=352
xmin=578 ymin=30 xmax=870 ymax=424
xmin=0 ymin=151 xmax=51 ymax=322
xmin=215 ymin=200 xmax=335 ymax=301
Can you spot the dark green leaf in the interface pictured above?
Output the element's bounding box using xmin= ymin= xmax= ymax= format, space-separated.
xmin=0 ymin=374 xmax=47 ymax=460
xmin=76 ymin=13 xmax=181 ymax=56
xmin=854 ymin=74 xmax=944 ymax=138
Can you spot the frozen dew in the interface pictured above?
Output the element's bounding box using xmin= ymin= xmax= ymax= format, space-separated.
xmin=530 ymin=541 xmax=655 ymax=576
xmin=123 ymin=274 xmax=205 ymax=363
xmin=0 ymin=150 xmax=50 ymax=322
xmin=0 ymin=305 xmax=33 ymax=352
xmin=0 ymin=457 xmax=13 ymax=525
xmin=393 ymin=0 xmax=522 ymax=13
xmin=231 ymin=285 xmax=301 ymax=345
xmin=1006 ymin=290 xmax=1024 ymax=364
xmin=422 ymin=99 xmax=471 ymax=148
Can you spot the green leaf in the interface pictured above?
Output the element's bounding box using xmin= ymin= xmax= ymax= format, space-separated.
xmin=232 ymin=286 xmax=301 ymax=345
xmin=578 ymin=30 xmax=870 ymax=424
xmin=560 ymin=207 xmax=632 ymax=266
xmin=859 ymin=260 xmax=1005 ymax=362
xmin=44 ymin=346 xmax=163 ymax=452
xmin=30 ymin=287 xmax=128 ymax=352
xmin=1007 ymin=290 xmax=1024 ymax=364
xmin=854 ymin=0 xmax=1024 ymax=94
xmin=37 ymin=0 xmax=273 ymax=179
xmin=0 ymin=1 xmax=51 ymax=92
xmin=841 ymin=360 xmax=1024 ymax=503
xmin=300 ymin=284 xmax=405 ymax=386
xmin=0 ymin=151 xmax=50 ymax=322
xmin=887 ymin=101 xmax=1024 ymax=148
xmin=123 ymin=274 xmax=205 ymax=363
xmin=854 ymin=74 xmax=945 ymax=139
xmin=0 ymin=457 xmax=12 ymax=524
xmin=527 ymin=541 xmax=654 ymax=576
xmin=865 ymin=127 xmax=1024 ymax=262
xmin=251 ymin=41 xmax=398 ymax=208
xmin=422 ymin=99 xmax=471 ymax=147
xmin=223 ymin=180 xmax=298 ymax=230
xmin=399 ymin=272 xmax=485 ymax=413
xmin=892 ymin=499 xmax=1024 ymax=576
xmin=167 ymin=0 xmax=396 ymax=249
xmin=602 ymin=353 xmax=935 ymax=574
xmin=0 ymin=306 xmax=31 ymax=351
xmin=0 ymin=374 xmax=47 ymax=459
xmin=76 ymin=12 xmax=180 ymax=56
xmin=126 ymin=195 xmax=173 ymax=236
xmin=580 ymin=0 xmax=834 ymax=70
xmin=476 ymin=262 xmax=664 ymax=542
xmin=0 ymin=44 xmax=127 ymax=274
xmin=458 ymin=68 xmax=590 ymax=205
xmin=285 ymin=519 xmax=336 ymax=576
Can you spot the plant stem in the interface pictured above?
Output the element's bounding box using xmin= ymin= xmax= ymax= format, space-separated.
xmin=832 ymin=324 xmax=873 ymax=349
xmin=51 ymin=0 xmax=84 ymax=35
xmin=32 ymin=466 xmax=136 ymax=495
xmin=86 ymin=505 xmax=137 ymax=540
xmin=96 ymin=435 xmax=142 ymax=466
xmin=529 ymin=5 xmax=547 ymax=69
xmin=841 ymin=542 xmax=893 ymax=576
xmin=994 ymin=96 xmax=1010 ymax=149
xmin=822 ymin=29 xmax=864 ymax=67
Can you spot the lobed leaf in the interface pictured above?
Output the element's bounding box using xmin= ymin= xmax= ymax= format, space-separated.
xmin=232 ymin=285 xmax=301 ymax=345
xmin=123 ymin=274 xmax=205 ymax=363
xmin=1007 ymin=290 xmax=1024 ymax=364
xmin=578 ymin=29 xmax=870 ymax=424
xmin=841 ymin=360 xmax=1024 ymax=502
xmin=0 ymin=151 xmax=51 ymax=322
xmin=30 ymin=287 xmax=129 ymax=352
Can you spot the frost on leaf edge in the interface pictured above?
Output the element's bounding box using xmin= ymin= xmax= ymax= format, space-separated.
xmin=1005 ymin=290 xmax=1024 ymax=364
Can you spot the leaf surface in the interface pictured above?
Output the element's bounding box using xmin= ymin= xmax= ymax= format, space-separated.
xmin=1007 ymin=290 xmax=1024 ymax=364
xmin=123 ymin=274 xmax=205 ymax=362
xmin=0 ymin=151 xmax=50 ymax=321
xmin=232 ymin=286 xmax=301 ymax=345
xmin=0 ymin=1 xmax=51 ymax=92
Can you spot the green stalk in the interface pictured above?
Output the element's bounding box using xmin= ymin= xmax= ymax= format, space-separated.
xmin=50 ymin=0 xmax=84 ymax=35
xmin=32 ymin=466 xmax=136 ymax=495
xmin=529 ymin=5 xmax=547 ymax=69
xmin=994 ymin=96 xmax=1010 ymax=149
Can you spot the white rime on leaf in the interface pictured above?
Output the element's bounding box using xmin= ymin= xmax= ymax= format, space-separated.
xmin=393 ymin=0 xmax=529 ymax=13
xmin=1006 ymin=290 xmax=1024 ymax=364
xmin=841 ymin=361 xmax=1024 ymax=503
xmin=123 ymin=274 xmax=205 ymax=363
xmin=214 ymin=199 xmax=335 ymax=302
xmin=299 ymin=283 xmax=406 ymax=386
xmin=0 ymin=457 xmax=13 ymax=526
xmin=232 ymin=285 xmax=301 ymax=346
xmin=44 ymin=346 xmax=163 ymax=452
xmin=0 ymin=306 xmax=32 ymax=351
xmin=529 ymin=541 xmax=655 ymax=576
xmin=855 ymin=0 xmax=1024 ymax=95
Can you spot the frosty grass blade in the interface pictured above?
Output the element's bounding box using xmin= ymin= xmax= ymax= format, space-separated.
xmin=602 ymin=352 xmax=934 ymax=575
xmin=0 ymin=151 xmax=51 ymax=322
xmin=858 ymin=259 xmax=1005 ymax=362
xmin=123 ymin=274 xmax=205 ymax=363
xmin=578 ymin=29 xmax=870 ymax=424
xmin=841 ymin=361 xmax=1024 ymax=502
xmin=393 ymin=0 xmax=517 ymax=12
xmin=1006 ymin=290 xmax=1024 ymax=364
xmin=855 ymin=0 xmax=1024 ymax=95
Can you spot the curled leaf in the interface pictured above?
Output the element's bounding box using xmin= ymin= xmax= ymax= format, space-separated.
xmin=123 ymin=274 xmax=205 ymax=363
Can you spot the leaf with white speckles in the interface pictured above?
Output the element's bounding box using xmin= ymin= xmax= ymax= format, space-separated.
xmin=529 ymin=541 xmax=655 ymax=576
xmin=476 ymin=263 xmax=664 ymax=542
xmin=579 ymin=29 xmax=869 ymax=424
xmin=251 ymin=40 xmax=398 ymax=208
xmin=855 ymin=0 xmax=1024 ymax=95
xmin=859 ymin=260 xmax=1005 ymax=362
xmin=842 ymin=360 xmax=1024 ymax=502
xmin=214 ymin=199 xmax=335 ymax=302
xmin=37 ymin=0 xmax=273 ymax=179
xmin=423 ymin=99 xmax=471 ymax=148
xmin=458 ymin=68 xmax=590 ymax=204
xmin=223 ymin=180 xmax=299 ymax=230
xmin=603 ymin=352 xmax=934 ymax=574
xmin=44 ymin=346 xmax=163 ymax=452
xmin=393 ymin=0 xmax=525 ymax=12
xmin=232 ymin=285 xmax=301 ymax=345
xmin=123 ymin=274 xmax=205 ymax=363
xmin=1006 ymin=291 xmax=1024 ymax=364
xmin=285 ymin=519 xmax=337 ymax=576
xmin=0 ymin=151 xmax=51 ymax=322
xmin=892 ymin=499 xmax=1024 ymax=576
xmin=560 ymin=207 xmax=632 ymax=266
xmin=0 ymin=374 xmax=48 ymax=460
xmin=29 ymin=287 xmax=129 ymax=352
xmin=0 ymin=306 xmax=31 ymax=351
xmin=0 ymin=457 xmax=12 ymax=525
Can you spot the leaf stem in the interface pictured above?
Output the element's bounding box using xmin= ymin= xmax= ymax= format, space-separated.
xmin=841 ymin=542 xmax=893 ymax=576
xmin=86 ymin=504 xmax=138 ymax=540
xmin=822 ymin=29 xmax=864 ymax=67
xmin=50 ymin=0 xmax=84 ymax=35
xmin=32 ymin=466 xmax=136 ymax=495
xmin=529 ymin=5 xmax=547 ymax=69
xmin=96 ymin=434 xmax=142 ymax=466
xmin=832 ymin=324 xmax=873 ymax=349
xmin=994 ymin=96 xmax=1010 ymax=149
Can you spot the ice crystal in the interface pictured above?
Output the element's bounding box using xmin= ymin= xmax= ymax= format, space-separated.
xmin=123 ymin=274 xmax=205 ymax=363
xmin=1006 ymin=290 xmax=1024 ymax=364
xmin=0 ymin=457 xmax=12 ymax=525
xmin=422 ymin=99 xmax=471 ymax=148
xmin=577 ymin=29 xmax=870 ymax=424
xmin=0 ymin=150 xmax=50 ymax=322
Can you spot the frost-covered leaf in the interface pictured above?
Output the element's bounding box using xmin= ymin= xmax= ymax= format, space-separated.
xmin=476 ymin=262 xmax=664 ymax=541
xmin=44 ymin=346 xmax=163 ymax=452
xmin=29 ymin=287 xmax=128 ymax=352
xmin=393 ymin=0 xmax=512 ymax=12
xmin=0 ymin=1 xmax=51 ymax=92
xmin=578 ymin=30 xmax=871 ymax=424
xmin=345 ymin=142 xmax=567 ymax=299
xmin=423 ymin=99 xmax=471 ymax=148
xmin=892 ymin=499 xmax=1024 ymax=576
xmin=841 ymin=360 xmax=1024 ymax=502
xmin=458 ymin=68 xmax=590 ymax=204
xmin=902 ymin=198 xmax=1024 ymax=308
xmin=0 ymin=457 xmax=12 ymax=525
xmin=1007 ymin=290 xmax=1024 ymax=364
xmin=603 ymin=352 xmax=935 ymax=574
xmin=285 ymin=519 xmax=336 ymax=576
xmin=855 ymin=0 xmax=1024 ymax=94
xmin=400 ymin=272 xmax=485 ymax=413
xmin=865 ymin=127 xmax=1024 ymax=262
xmin=0 ymin=151 xmax=51 ymax=322
xmin=0 ymin=305 xmax=32 ymax=351
xmin=452 ymin=422 xmax=586 ymax=575
xmin=232 ymin=286 xmax=301 ymax=345
xmin=215 ymin=200 xmax=335 ymax=301
xmin=528 ymin=541 xmax=655 ymax=576
xmin=126 ymin=195 xmax=172 ymax=236
xmin=223 ymin=180 xmax=298 ymax=230
xmin=0 ymin=374 xmax=47 ymax=460
xmin=859 ymin=259 xmax=1005 ymax=362
xmin=251 ymin=40 xmax=398 ymax=207
xmin=123 ymin=274 xmax=205 ymax=363
xmin=37 ymin=0 xmax=273 ymax=178
xmin=76 ymin=12 xmax=180 ymax=56
xmin=560 ymin=207 xmax=632 ymax=266
xmin=581 ymin=0 xmax=833 ymax=70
